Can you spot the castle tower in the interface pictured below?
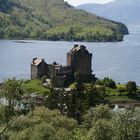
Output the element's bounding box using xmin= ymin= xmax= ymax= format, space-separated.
xmin=67 ymin=45 xmax=92 ymax=75
xmin=31 ymin=58 xmax=47 ymax=79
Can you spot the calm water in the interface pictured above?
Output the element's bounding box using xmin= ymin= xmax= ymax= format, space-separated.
xmin=0 ymin=25 xmax=140 ymax=85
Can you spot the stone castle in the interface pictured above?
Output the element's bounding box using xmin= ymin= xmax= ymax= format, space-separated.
xmin=31 ymin=45 xmax=92 ymax=87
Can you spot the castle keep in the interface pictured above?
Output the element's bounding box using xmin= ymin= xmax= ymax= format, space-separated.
xmin=67 ymin=45 xmax=92 ymax=74
xmin=31 ymin=45 xmax=92 ymax=87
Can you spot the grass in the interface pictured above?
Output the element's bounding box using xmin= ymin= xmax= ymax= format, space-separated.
xmin=137 ymin=87 xmax=140 ymax=93
xmin=107 ymin=96 xmax=140 ymax=104
xmin=23 ymin=79 xmax=50 ymax=95
xmin=106 ymin=84 xmax=140 ymax=104
xmin=23 ymin=79 xmax=140 ymax=104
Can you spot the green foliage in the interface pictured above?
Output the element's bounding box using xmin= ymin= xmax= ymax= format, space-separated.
xmin=95 ymin=79 xmax=104 ymax=86
xmin=46 ymin=81 xmax=106 ymax=124
xmin=84 ymin=84 xmax=106 ymax=106
xmin=77 ymin=105 xmax=140 ymax=140
xmin=0 ymin=107 xmax=77 ymax=140
xmin=0 ymin=28 xmax=4 ymax=38
xmin=74 ymin=72 xmax=93 ymax=83
xmin=0 ymin=0 xmax=128 ymax=41
xmin=117 ymin=86 xmax=126 ymax=93
xmin=126 ymin=81 xmax=137 ymax=94
xmin=75 ymin=105 xmax=113 ymax=140
xmin=0 ymin=106 xmax=14 ymax=124
xmin=0 ymin=78 xmax=25 ymax=124
xmin=0 ymin=105 xmax=140 ymax=140
xmin=23 ymin=79 xmax=49 ymax=95
xmin=96 ymin=77 xmax=116 ymax=89
xmin=112 ymin=110 xmax=140 ymax=140
xmin=45 ymin=87 xmax=63 ymax=110
xmin=104 ymin=82 xmax=140 ymax=103
xmin=0 ymin=76 xmax=140 ymax=140
xmin=83 ymin=105 xmax=112 ymax=126
xmin=4 ymin=26 xmax=21 ymax=38
xmin=40 ymin=76 xmax=47 ymax=84
xmin=0 ymin=78 xmax=25 ymax=106
xmin=87 ymin=119 xmax=113 ymax=140
xmin=103 ymin=77 xmax=116 ymax=89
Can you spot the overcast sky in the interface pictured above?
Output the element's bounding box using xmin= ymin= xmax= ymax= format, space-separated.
xmin=65 ymin=0 xmax=114 ymax=6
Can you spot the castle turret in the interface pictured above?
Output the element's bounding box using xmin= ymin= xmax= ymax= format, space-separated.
xmin=67 ymin=45 xmax=92 ymax=75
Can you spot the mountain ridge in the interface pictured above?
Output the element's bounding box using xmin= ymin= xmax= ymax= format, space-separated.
xmin=77 ymin=0 xmax=140 ymax=24
xmin=0 ymin=0 xmax=128 ymax=42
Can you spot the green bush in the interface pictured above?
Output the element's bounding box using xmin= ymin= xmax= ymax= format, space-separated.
xmin=95 ymin=79 xmax=104 ymax=86
xmin=79 ymin=105 xmax=140 ymax=140
xmin=0 ymin=107 xmax=77 ymax=140
xmin=126 ymin=81 xmax=137 ymax=93
xmin=117 ymin=86 xmax=126 ymax=93
xmin=103 ymin=77 xmax=116 ymax=89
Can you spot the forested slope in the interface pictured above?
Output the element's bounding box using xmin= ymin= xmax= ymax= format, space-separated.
xmin=0 ymin=0 xmax=128 ymax=41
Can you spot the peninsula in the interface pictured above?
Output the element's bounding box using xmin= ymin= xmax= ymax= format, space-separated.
xmin=0 ymin=0 xmax=128 ymax=42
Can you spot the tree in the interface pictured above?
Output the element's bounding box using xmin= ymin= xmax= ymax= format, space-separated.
xmin=0 ymin=28 xmax=4 ymax=38
xmin=112 ymin=110 xmax=140 ymax=140
xmin=126 ymin=81 xmax=137 ymax=94
xmin=83 ymin=105 xmax=112 ymax=128
xmin=45 ymin=86 xmax=59 ymax=110
xmin=69 ymin=83 xmax=85 ymax=124
xmin=78 ymin=105 xmax=113 ymax=140
xmin=0 ymin=107 xmax=77 ymax=140
xmin=80 ymin=105 xmax=140 ymax=140
xmin=85 ymin=85 xmax=105 ymax=107
xmin=103 ymin=77 xmax=116 ymax=89
xmin=87 ymin=119 xmax=113 ymax=140
xmin=0 ymin=78 xmax=25 ymax=122
xmin=0 ymin=78 xmax=25 ymax=107
xmin=67 ymin=27 xmax=76 ymax=40
xmin=4 ymin=26 xmax=21 ymax=38
xmin=64 ymin=72 xmax=86 ymax=123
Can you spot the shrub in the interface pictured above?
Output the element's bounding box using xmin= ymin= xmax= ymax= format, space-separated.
xmin=95 ymin=79 xmax=104 ymax=86
xmin=126 ymin=81 xmax=137 ymax=93
xmin=118 ymin=87 xmax=126 ymax=93
xmin=103 ymin=77 xmax=116 ymax=89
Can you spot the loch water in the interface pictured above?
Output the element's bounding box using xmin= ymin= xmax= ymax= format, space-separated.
xmin=0 ymin=25 xmax=140 ymax=85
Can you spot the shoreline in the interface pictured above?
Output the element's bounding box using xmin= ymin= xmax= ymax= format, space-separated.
xmin=0 ymin=38 xmax=125 ymax=43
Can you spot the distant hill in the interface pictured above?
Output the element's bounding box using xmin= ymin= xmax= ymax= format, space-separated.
xmin=77 ymin=0 xmax=140 ymax=25
xmin=0 ymin=0 xmax=128 ymax=42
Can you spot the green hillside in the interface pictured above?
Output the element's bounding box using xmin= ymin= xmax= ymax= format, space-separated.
xmin=0 ymin=0 xmax=128 ymax=41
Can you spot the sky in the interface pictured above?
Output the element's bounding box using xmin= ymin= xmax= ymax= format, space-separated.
xmin=65 ymin=0 xmax=114 ymax=6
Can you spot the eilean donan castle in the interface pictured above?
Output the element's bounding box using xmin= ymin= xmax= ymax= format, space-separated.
xmin=31 ymin=45 xmax=92 ymax=87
